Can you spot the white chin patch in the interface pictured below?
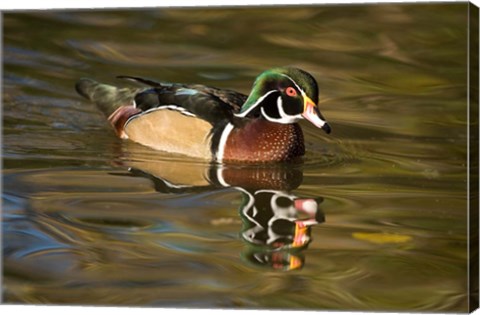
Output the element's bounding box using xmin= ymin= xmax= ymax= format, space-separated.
xmin=261 ymin=96 xmax=301 ymax=124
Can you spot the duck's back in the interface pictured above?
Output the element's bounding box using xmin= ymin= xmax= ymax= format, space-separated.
xmin=75 ymin=76 xmax=248 ymax=159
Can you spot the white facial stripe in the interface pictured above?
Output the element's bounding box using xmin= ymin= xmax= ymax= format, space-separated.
xmin=260 ymin=96 xmax=301 ymax=124
xmin=277 ymin=96 xmax=285 ymax=116
xmin=235 ymin=90 xmax=277 ymax=117
xmin=277 ymin=96 xmax=301 ymax=121
xmin=216 ymin=122 xmax=234 ymax=162
xmin=260 ymin=106 xmax=276 ymax=122
xmin=278 ymin=73 xmax=307 ymax=97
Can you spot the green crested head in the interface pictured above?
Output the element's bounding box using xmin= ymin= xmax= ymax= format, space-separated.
xmin=235 ymin=67 xmax=331 ymax=134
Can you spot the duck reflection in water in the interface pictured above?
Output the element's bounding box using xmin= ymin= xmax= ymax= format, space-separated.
xmin=239 ymin=189 xmax=324 ymax=271
xmin=122 ymin=154 xmax=325 ymax=271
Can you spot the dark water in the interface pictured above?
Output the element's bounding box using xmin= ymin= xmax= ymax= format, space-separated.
xmin=2 ymin=3 xmax=472 ymax=311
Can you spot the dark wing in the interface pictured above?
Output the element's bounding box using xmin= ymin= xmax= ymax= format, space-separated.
xmin=188 ymin=84 xmax=247 ymax=113
xmin=118 ymin=76 xmax=248 ymax=126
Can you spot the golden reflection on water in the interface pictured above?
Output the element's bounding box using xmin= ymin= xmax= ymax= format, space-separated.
xmin=4 ymin=161 xmax=326 ymax=304
xmin=2 ymin=2 xmax=472 ymax=312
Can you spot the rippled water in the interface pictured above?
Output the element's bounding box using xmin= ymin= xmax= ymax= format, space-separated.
xmin=2 ymin=3 xmax=473 ymax=312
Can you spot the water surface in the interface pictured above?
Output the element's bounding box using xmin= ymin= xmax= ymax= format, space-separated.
xmin=2 ymin=3 xmax=471 ymax=312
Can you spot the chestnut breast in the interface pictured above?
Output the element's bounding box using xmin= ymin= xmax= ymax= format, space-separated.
xmin=223 ymin=120 xmax=305 ymax=163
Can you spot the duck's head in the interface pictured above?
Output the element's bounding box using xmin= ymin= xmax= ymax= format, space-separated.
xmin=236 ymin=67 xmax=331 ymax=134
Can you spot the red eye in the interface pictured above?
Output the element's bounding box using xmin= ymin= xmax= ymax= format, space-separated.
xmin=285 ymin=87 xmax=297 ymax=97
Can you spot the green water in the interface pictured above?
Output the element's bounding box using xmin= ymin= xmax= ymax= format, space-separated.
xmin=2 ymin=3 xmax=473 ymax=311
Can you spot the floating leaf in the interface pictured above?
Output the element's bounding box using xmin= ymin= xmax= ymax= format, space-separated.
xmin=353 ymin=232 xmax=412 ymax=244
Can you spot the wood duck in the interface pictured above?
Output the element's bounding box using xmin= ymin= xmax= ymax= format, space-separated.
xmin=75 ymin=67 xmax=331 ymax=163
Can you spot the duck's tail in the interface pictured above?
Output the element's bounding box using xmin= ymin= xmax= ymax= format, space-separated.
xmin=75 ymin=78 xmax=141 ymax=116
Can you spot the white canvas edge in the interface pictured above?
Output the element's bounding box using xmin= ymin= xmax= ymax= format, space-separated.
xmin=0 ymin=1 xmax=478 ymax=315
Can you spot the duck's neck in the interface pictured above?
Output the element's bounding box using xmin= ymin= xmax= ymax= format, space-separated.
xmin=216 ymin=118 xmax=305 ymax=163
